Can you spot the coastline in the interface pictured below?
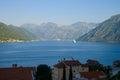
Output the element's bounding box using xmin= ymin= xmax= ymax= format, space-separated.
xmin=0 ymin=39 xmax=39 ymax=43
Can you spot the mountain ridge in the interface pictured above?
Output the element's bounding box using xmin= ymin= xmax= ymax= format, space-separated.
xmin=77 ymin=14 xmax=120 ymax=42
xmin=21 ymin=22 xmax=97 ymax=40
xmin=0 ymin=22 xmax=37 ymax=42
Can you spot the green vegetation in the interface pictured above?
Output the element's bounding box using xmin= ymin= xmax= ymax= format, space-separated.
xmin=69 ymin=65 xmax=73 ymax=80
xmin=0 ymin=22 xmax=36 ymax=42
xmin=35 ymin=64 xmax=52 ymax=80
xmin=110 ymin=71 xmax=120 ymax=80
xmin=89 ymin=64 xmax=112 ymax=78
xmin=9 ymin=25 xmax=36 ymax=41
xmin=77 ymin=14 xmax=120 ymax=43
xmin=62 ymin=65 xmax=66 ymax=80
xmin=115 ymin=64 xmax=120 ymax=67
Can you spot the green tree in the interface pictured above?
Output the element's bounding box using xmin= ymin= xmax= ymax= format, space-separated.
xmin=69 ymin=65 xmax=73 ymax=80
xmin=89 ymin=65 xmax=111 ymax=78
xmin=110 ymin=71 xmax=120 ymax=80
xmin=63 ymin=65 xmax=66 ymax=80
xmin=35 ymin=64 xmax=52 ymax=80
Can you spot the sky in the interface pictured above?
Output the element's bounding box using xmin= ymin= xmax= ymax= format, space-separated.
xmin=0 ymin=0 xmax=120 ymax=26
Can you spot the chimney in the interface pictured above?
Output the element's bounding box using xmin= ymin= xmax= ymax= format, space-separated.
xmin=12 ymin=64 xmax=17 ymax=68
xmin=63 ymin=58 xmax=66 ymax=61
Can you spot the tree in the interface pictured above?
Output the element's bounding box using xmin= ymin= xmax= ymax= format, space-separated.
xmin=63 ymin=65 xmax=66 ymax=80
xmin=69 ymin=65 xmax=73 ymax=80
xmin=35 ymin=64 xmax=52 ymax=80
xmin=110 ymin=71 xmax=120 ymax=80
xmin=117 ymin=71 xmax=120 ymax=79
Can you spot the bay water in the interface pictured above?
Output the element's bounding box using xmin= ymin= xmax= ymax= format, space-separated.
xmin=0 ymin=41 xmax=120 ymax=68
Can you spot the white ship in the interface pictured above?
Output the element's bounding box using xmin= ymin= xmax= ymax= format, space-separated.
xmin=73 ymin=40 xmax=76 ymax=43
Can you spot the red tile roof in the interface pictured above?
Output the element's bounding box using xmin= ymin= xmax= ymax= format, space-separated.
xmin=81 ymin=64 xmax=88 ymax=67
xmin=113 ymin=60 xmax=120 ymax=65
xmin=96 ymin=78 xmax=108 ymax=80
xmin=0 ymin=67 xmax=35 ymax=80
xmin=54 ymin=60 xmax=81 ymax=68
xmin=87 ymin=59 xmax=99 ymax=64
xmin=79 ymin=71 xmax=107 ymax=79
xmin=87 ymin=59 xmax=103 ymax=66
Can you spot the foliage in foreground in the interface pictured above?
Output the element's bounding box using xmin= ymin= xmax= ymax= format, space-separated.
xmin=35 ymin=64 xmax=52 ymax=80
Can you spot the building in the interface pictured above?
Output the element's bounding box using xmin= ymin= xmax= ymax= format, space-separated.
xmin=87 ymin=59 xmax=102 ymax=66
xmin=0 ymin=64 xmax=35 ymax=80
xmin=113 ymin=60 xmax=120 ymax=66
xmin=52 ymin=59 xmax=89 ymax=80
xmin=75 ymin=71 xmax=108 ymax=80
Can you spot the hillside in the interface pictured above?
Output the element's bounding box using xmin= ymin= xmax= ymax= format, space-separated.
xmin=0 ymin=22 xmax=36 ymax=42
xmin=77 ymin=14 xmax=120 ymax=42
xmin=21 ymin=22 xmax=96 ymax=40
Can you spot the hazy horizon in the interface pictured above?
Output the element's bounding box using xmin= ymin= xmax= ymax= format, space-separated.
xmin=0 ymin=0 xmax=120 ymax=26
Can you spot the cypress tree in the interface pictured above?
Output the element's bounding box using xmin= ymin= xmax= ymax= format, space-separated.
xmin=63 ymin=65 xmax=66 ymax=80
xmin=69 ymin=65 xmax=73 ymax=80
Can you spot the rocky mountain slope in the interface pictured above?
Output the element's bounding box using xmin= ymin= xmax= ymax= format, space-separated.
xmin=22 ymin=22 xmax=96 ymax=40
xmin=77 ymin=14 xmax=120 ymax=42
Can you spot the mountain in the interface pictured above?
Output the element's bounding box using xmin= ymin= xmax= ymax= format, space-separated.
xmin=77 ymin=14 xmax=120 ymax=42
xmin=21 ymin=22 xmax=97 ymax=40
xmin=0 ymin=22 xmax=36 ymax=42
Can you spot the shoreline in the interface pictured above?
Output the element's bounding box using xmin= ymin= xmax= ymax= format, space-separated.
xmin=0 ymin=39 xmax=40 ymax=43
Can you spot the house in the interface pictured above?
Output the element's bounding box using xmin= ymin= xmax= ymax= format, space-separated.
xmin=87 ymin=59 xmax=102 ymax=66
xmin=52 ymin=59 xmax=89 ymax=80
xmin=75 ymin=71 xmax=108 ymax=80
xmin=0 ymin=64 xmax=35 ymax=80
xmin=113 ymin=60 xmax=120 ymax=67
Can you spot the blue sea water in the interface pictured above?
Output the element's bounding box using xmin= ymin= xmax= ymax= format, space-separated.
xmin=0 ymin=41 xmax=120 ymax=68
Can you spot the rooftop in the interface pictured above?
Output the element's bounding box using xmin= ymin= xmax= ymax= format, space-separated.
xmin=79 ymin=71 xmax=108 ymax=80
xmin=0 ymin=65 xmax=35 ymax=80
xmin=86 ymin=59 xmax=102 ymax=66
xmin=87 ymin=59 xmax=99 ymax=63
xmin=113 ymin=60 xmax=120 ymax=64
xmin=54 ymin=60 xmax=81 ymax=68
